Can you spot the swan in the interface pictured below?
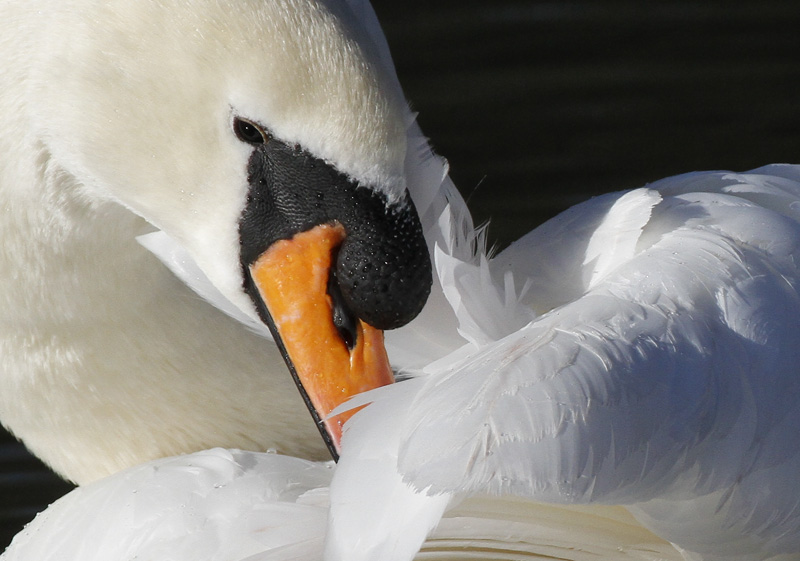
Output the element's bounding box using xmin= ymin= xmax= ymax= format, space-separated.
xmin=2 ymin=1 xmax=799 ymax=561
xmin=0 ymin=0 xmax=430 ymax=483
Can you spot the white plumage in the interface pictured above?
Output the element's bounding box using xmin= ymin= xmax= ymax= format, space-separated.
xmin=376 ymin=166 xmax=800 ymax=555
xmin=1 ymin=0 xmax=799 ymax=560
xmin=5 ymin=448 xmax=687 ymax=561
xmin=323 ymin=163 xmax=800 ymax=561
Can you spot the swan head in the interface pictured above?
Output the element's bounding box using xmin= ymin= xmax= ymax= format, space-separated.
xmin=28 ymin=0 xmax=431 ymax=455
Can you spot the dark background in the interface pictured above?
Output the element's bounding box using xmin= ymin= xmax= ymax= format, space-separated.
xmin=2 ymin=0 xmax=799 ymax=551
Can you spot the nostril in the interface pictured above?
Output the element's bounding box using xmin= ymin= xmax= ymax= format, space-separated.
xmin=327 ymin=266 xmax=358 ymax=351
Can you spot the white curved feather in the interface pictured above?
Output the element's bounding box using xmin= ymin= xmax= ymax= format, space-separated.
xmin=582 ymin=188 xmax=661 ymax=290
xmin=327 ymin=379 xmax=452 ymax=561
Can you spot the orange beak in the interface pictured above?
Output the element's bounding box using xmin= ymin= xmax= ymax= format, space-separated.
xmin=249 ymin=222 xmax=395 ymax=458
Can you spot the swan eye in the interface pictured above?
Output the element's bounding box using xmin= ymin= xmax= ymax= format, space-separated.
xmin=233 ymin=117 xmax=267 ymax=145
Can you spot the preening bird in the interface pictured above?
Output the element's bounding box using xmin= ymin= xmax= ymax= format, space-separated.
xmin=1 ymin=1 xmax=799 ymax=561
xmin=0 ymin=0 xmax=429 ymax=482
